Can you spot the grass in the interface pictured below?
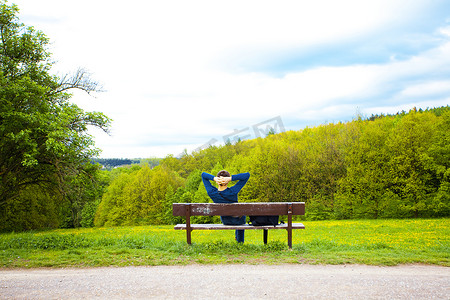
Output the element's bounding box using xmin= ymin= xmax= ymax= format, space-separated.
xmin=0 ymin=219 xmax=448 ymax=268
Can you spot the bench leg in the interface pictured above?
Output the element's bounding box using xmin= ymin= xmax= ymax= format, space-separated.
xmin=263 ymin=229 xmax=268 ymax=244
xmin=287 ymin=203 xmax=293 ymax=249
xmin=287 ymin=228 xmax=292 ymax=249
xmin=185 ymin=204 xmax=192 ymax=245
xmin=187 ymin=228 xmax=192 ymax=245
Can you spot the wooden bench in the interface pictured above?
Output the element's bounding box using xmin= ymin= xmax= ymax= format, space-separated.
xmin=173 ymin=202 xmax=305 ymax=248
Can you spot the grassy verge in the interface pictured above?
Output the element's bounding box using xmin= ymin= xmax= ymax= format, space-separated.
xmin=0 ymin=219 xmax=448 ymax=268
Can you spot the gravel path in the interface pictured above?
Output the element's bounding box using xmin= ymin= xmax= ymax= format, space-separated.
xmin=1 ymin=264 xmax=449 ymax=299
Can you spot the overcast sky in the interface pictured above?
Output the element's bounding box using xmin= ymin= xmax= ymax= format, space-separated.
xmin=13 ymin=0 xmax=450 ymax=158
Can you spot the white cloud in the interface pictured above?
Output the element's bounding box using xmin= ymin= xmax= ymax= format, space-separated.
xmin=12 ymin=0 xmax=450 ymax=157
xmin=438 ymin=26 xmax=450 ymax=37
xmin=400 ymin=80 xmax=450 ymax=98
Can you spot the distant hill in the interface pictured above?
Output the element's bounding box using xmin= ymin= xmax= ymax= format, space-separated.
xmin=92 ymin=158 xmax=161 ymax=169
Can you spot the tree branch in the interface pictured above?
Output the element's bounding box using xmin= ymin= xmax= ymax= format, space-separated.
xmin=51 ymin=68 xmax=104 ymax=96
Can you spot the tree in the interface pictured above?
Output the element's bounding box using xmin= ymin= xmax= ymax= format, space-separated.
xmin=94 ymin=165 xmax=184 ymax=226
xmin=0 ymin=1 xmax=110 ymax=229
xmin=335 ymin=117 xmax=394 ymax=219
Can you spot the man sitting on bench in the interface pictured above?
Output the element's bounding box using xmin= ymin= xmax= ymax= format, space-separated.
xmin=201 ymin=170 xmax=250 ymax=243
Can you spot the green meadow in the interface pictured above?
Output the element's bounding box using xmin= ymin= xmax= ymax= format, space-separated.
xmin=1 ymin=219 xmax=448 ymax=268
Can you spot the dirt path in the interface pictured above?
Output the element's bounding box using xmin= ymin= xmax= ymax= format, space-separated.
xmin=1 ymin=264 xmax=449 ymax=299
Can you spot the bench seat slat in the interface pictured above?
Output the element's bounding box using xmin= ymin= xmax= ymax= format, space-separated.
xmin=174 ymin=223 xmax=305 ymax=230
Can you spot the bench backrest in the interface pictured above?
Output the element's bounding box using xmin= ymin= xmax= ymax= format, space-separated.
xmin=173 ymin=202 xmax=305 ymax=217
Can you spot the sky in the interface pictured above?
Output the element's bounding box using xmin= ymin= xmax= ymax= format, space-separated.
xmin=12 ymin=0 xmax=450 ymax=158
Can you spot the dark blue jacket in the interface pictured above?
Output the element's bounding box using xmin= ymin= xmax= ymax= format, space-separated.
xmin=201 ymin=172 xmax=250 ymax=203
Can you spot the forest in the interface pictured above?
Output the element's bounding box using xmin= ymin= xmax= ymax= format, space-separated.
xmin=93 ymin=106 xmax=450 ymax=227
xmin=4 ymin=105 xmax=449 ymax=231
xmin=1 ymin=2 xmax=449 ymax=232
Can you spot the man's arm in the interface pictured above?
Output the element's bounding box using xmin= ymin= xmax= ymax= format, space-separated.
xmin=229 ymin=172 xmax=250 ymax=193
xmin=201 ymin=172 xmax=217 ymax=194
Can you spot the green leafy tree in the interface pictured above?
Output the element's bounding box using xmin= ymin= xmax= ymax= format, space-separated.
xmin=0 ymin=184 xmax=60 ymax=231
xmin=95 ymin=166 xmax=184 ymax=226
xmin=427 ymin=110 xmax=450 ymax=216
xmin=94 ymin=170 xmax=136 ymax=227
xmin=386 ymin=111 xmax=445 ymax=217
xmin=0 ymin=1 xmax=110 ymax=229
xmin=335 ymin=118 xmax=394 ymax=218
